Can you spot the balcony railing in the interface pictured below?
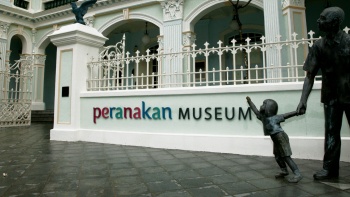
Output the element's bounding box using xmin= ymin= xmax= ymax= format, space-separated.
xmin=44 ymin=0 xmax=77 ymax=10
xmin=14 ymin=0 xmax=29 ymax=9
xmin=86 ymin=28 xmax=349 ymax=91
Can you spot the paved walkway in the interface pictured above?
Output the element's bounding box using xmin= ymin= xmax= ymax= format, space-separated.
xmin=1 ymin=123 xmax=350 ymax=197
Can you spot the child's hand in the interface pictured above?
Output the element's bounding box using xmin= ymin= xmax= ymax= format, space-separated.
xmin=246 ymin=96 xmax=251 ymax=102
xmin=295 ymin=110 xmax=300 ymax=116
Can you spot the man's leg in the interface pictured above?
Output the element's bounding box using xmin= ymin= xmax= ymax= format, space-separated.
xmin=314 ymin=103 xmax=342 ymax=180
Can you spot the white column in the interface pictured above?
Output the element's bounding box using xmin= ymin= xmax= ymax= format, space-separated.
xmin=282 ymin=0 xmax=307 ymax=38
xmin=19 ymin=54 xmax=46 ymax=110
xmin=282 ymin=0 xmax=307 ymax=80
xmin=27 ymin=27 xmax=47 ymax=110
xmin=0 ymin=22 xmax=10 ymax=100
xmin=0 ymin=22 xmax=9 ymax=71
xmin=263 ymin=0 xmax=284 ymax=81
xmin=32 ymin=54 xmax=46 ymax=110
xmin=182 ymin=31 xmax=196 ymax=85
xmin=49 ymin=24 xmax=107 ymax=140
xmin=157 ymin=35 xmax=164 ymax=87
xmin=0 ymin=40 xmax=6 ymax=101
xmin=0 ymin=38 xmax=6 ymax=72
xmin=160 ymin=0 xmax=184 ymax=87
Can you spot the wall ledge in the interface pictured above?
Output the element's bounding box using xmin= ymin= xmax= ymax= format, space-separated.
xmin=81 ymin=81 xmax=322 ymax=98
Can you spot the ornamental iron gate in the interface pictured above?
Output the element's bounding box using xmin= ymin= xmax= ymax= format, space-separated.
xmin=0 ymin=53 xmax=33 ymax=127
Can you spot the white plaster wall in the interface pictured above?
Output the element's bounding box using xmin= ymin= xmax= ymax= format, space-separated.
xmin=51 ymin=82 xmax=350 ymax=162
xmin=0 ymin=0 xmax=11 ymax=7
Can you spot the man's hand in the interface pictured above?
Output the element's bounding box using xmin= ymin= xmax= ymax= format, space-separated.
xmin=296 ymin=101 xmax=307 ymax=115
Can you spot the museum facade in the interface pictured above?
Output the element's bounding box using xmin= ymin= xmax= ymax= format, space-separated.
xmin=1 ymin=0 xmax=350 ymax=161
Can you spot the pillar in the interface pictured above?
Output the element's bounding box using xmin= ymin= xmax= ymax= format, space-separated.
xmin=0 ymin=22 xmax=10 ymax=71
xmin=0 ymin=39 xmax=6 ymax=100
xmin=0 ymin=21 xmax=10 ymax=100
xmin=160 ymin=0 xmax=184 ymax=87
xmin=282 ymin=0 xmax=307 ymax=81
xmin=157 ymin=35 xmax=164 ymax=87
xmin=21 ymin=54 xmax=46 ymax=110
xmin=49 ymin=24 xmax=107 ymax=140
xmin=263 ymin=0 xmax=284 ymax=81
xmin=182 ymin=31 xmax=196 ymax=85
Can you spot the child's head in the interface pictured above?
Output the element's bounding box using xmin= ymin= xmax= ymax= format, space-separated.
xmin=260 ymin=99 xmax=278 ymax=117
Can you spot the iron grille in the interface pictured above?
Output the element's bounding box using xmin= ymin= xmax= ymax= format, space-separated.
xmin=14 ymin=0 xmax=29 ymax=9
xmin=44 ymin=0 xmax=77 ymax=10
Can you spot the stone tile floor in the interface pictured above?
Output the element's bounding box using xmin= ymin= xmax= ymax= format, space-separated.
xmin=1 ymin=123 xmax=350 ymax=197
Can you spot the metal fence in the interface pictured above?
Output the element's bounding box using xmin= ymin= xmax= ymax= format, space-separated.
xmin=86 ymin=29 xmax=348 ymax=91
xmin=0 ymin=54 xmax=33 ymax=127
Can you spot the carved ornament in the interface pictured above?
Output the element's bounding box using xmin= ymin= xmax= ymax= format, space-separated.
xmin=161 ymin=0 xmax=184 ymax=21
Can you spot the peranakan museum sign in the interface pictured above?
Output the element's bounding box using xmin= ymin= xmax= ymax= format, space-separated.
xmin=93 ymin=101 xmax=251 ymax=123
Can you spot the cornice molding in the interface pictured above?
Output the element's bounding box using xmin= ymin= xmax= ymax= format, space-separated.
xmin=50 ymin=24 xmax=107 ymax=47
xmin=0 ymin=0 xmax=149 ymax=29
xmin=282 ymin=0 xmax=305 ymax=9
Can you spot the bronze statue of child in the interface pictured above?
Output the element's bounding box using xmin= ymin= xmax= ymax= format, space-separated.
xmin=246 ymin=96 xmax=302 ymax=183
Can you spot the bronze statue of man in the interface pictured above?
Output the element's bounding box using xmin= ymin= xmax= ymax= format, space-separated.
xmin=297 ymin=7 xmax=350 ymax=180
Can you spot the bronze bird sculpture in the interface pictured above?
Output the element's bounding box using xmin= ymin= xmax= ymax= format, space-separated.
xmin=71 ymin=0 xmax=97 ymax=25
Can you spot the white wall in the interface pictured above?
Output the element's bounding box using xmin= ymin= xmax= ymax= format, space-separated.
xmin=51 ymin=82 xmax=350 ymax=162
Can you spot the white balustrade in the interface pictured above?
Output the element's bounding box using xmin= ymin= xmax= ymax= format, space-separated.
xmin=86 ymin=28 xmax=349 ymax=91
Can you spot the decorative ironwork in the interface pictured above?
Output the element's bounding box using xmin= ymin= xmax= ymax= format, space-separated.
xmin=14 ymin=0 xmax=29 ymax=9
xmin=88 ymin=34 xmax=126 ymax=90
xmin=86 ymin=28 xmax=350 ymax=91
xmin=44 ymin=0 xmax=77 ymax=10
xmin=0 ymin=55 xmax=33 ymax=127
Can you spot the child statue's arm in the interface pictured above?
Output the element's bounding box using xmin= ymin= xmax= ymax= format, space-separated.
xmin=283 ymin=111 xmax=298 ymax=120
xmin=246 ymin=96 xmax=261 ymax=118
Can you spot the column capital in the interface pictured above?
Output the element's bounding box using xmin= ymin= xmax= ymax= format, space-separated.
xmin=50 ymin=24 xmax=107 ymax=47
xmin=20 ymin=54 xmax=46 ymax=64
xmin=282 ymin=0 xmax=305 ymax=10
xmin=84 ymin=16 xmax=95 ymax=28
xmin=160 ymin=0 xmax=184 ymax=22
xmin=34 ymin=54 xmax=46 ymax=66
xmin=182 ymin=31 xmax=196 ymax=48
xmin=157 ymin=35 xmax=164 ymax=52
xmin=0 ymin=21 xmax=10 ymax=39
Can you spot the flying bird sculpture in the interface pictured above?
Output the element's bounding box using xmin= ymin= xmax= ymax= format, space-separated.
xmin=71 ymin=0 xmax=97 ymax=25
